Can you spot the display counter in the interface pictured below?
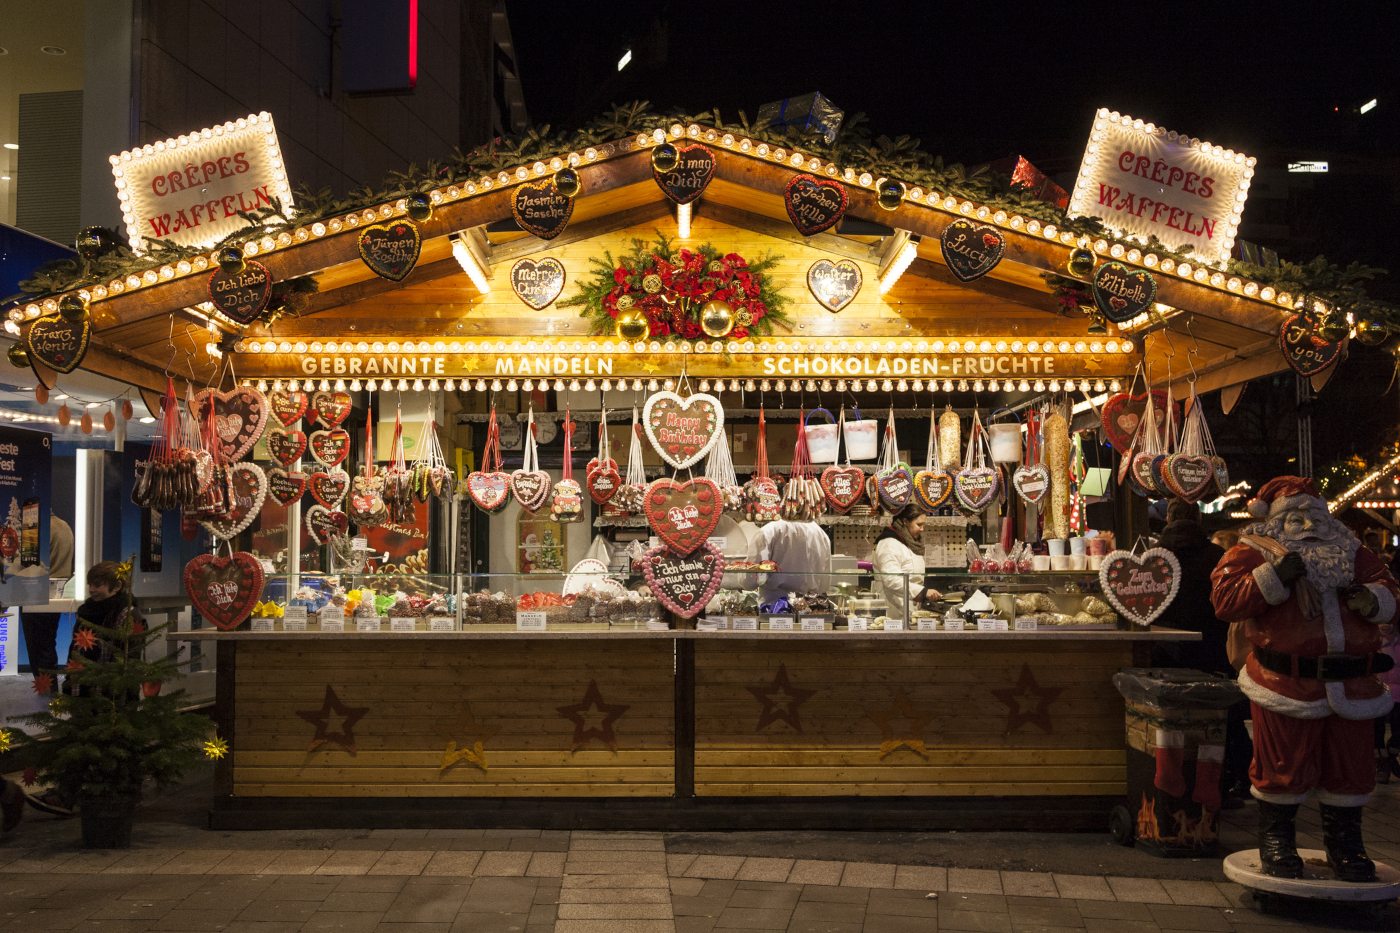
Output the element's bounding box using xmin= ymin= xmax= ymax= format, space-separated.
xmin=171 ymin=568 xmax=1198 ymax=830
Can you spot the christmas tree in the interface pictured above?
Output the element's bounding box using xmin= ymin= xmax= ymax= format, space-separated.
xmin=8 ymin=569 xmax=211 ymax=803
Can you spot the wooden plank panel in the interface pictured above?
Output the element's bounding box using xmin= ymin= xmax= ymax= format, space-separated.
xmin=694 ymin=782 xmax=1125 ymax=797
xmin=234 ymin=767 xmax=675 ymax=784
xmin=698 ymin=748 xmax=1125 ymax=766
xmin=232 ymin=783 xmax=674 ymax=797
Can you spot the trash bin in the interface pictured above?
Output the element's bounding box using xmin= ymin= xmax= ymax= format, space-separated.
xmin=1110 ymin=668 xmax=1243 ymax=857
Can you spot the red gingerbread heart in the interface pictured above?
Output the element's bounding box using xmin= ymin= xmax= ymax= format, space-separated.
xmin=587 ymin=458 xmax=622 ymax=504
xmin=309 ymin=428 xmax=350 ymax=467
xmin=267 ymin=468 xmax=307 ymax=506
xmin=267 ymin=388 xmax=308 ymax=427
xmin=305 ymin=505 xmax=349 ymax=544
xmin=266 ymin=426 xmax=307 ymax=468
xmin=820 ymin=466 xmax=866 ymax=513
xmin=309 ymin=468 xmax=350 ymax=508
xmin=468 ymin=470 xmax=512 ymax=513
xmin=309 ymin=391 xmax=353 ymax=428
xmin=644 ymin=478 xmax=722 ymax=556
xmin=184 ymin=552 xmax=264 ymax=631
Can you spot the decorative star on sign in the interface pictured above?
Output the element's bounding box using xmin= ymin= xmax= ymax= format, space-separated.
xmin=991 ymin=663 xmax=1064 ymax=734
xmin=296 ymin=685 xmax=370 ymax=754
xmin=866 ymin=688 xmax=933 ymax=759
xmin=1083 ymin=357 xmax=1104 ymax=374
xmin=556 ymin=680 xmax=630 ymax=753
xmin=435 ymin=702 xmax=497 ymax=772
xmin=748 ymin=663 xmax=817 ymax=733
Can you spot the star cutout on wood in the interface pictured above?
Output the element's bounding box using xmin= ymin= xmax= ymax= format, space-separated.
xmin=1083 ymin=357 xmax=1104 ymax=374
xmin=296 ymin=685 xmax=370 ymax=754
xmin=556 ymin=680 xmax=630 ymax=753
xmin=991 ymin=663 xmax=1064 ymax=734
xmin=642 ymin=362 xmax=661 ymax=374
xmin=747 ymin=663 xmax=816 ymax=733
xmin=435 ymin=702 xmax=498 ymax=772
xmin=866 ymin=688 xmax=933 ymax=759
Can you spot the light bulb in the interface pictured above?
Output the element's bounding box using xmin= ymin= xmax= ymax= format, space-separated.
xmin=429 ymin=379 xmax=440 ymax=391
xmin=350 ymin=380 xmax=362 ymax=391
xmin=318 ymin=379 xmax=330 ymax=391
xmin=475 ymin=380 xmax=486 ymax=391
xmin=943 ymin=380 xmax=954 ymax=392
xmin=366 ymin=379 xmax=378 ymax=391
xmin=506 ymin=379 xmax=517 ymax=392
xmin=522 ymin=380 xmax=534 ymax=392
xmin=585 ymin=379 xmax=596 ymax=391
xmin=974 ymin=380 xmax=984 ymax=392
xmin=491 ymin=379 xmax=503 ymax=391
xmin=443 ymin=380 xmax=455 ymax=391
xmin=334 ymin=379 xmax=345 ymax=391
xmin=412 ymin=379 xmax=424 ymax=391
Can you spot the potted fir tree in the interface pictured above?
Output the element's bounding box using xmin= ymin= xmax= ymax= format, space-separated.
xmin=9 ymin=576 xmax=211 ymax=848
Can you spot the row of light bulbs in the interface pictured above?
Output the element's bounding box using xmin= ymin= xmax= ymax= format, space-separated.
xmin=247 ymin=376 xmax=1123 ymax=395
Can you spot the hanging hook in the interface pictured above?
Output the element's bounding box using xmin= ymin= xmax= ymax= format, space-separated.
xmin=1184 ymin=316 xmax=1201 ymax=382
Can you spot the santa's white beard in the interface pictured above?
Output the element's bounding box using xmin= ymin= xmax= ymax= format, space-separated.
xmin=1251 ymin=512 xmax=1361 ymax=589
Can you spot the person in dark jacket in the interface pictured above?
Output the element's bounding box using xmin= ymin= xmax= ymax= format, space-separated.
xmin=1152 ymin=498 xmax=1251 ymax=806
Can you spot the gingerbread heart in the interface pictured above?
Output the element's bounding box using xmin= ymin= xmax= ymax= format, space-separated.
xmin=358 ymin=221 xmax=421 ymax=281
xmin=206 ymin=260 xmax=271 ymax=325
xmin=1101 ymin=390 xmax=1176 ymax=452
xmin=510 ymin=469 xmax=551 ymax=512
xmin=913 ymin=470 xmax=952 ymax=510
xmin=876 ymin=463 xmax=914 ymax=512
xmin=193 ymin=387 xmax=269 ymax=463
xmin=1279 ymin=312 xmax=1345 ymax=376
xmin=1012 ymin=463 xmax=1051 ymax=505
xmin=785 ymin=174 xmax=848 ymax=236
xmin=266 ymin=426 xmax=307 ymax=467
xmin=267 ymin=388 xmax=308 ymax=427
xmin=645 ymin=477 xmax=722 ymax=557
xmin=184 ymin=552 xmax=264 ymax=631
xmin=267 ymin=468 xmax=307 ymax=506
xmin=310 ymin=391 xmax=353 ymax=428
xmin=954 ymin=467 xmax=1000 ymax=513
xmin=642 ymin=541 xmax=725 ymax=619
xmin=642 ymin=391 xmax=723 ymax=470
xmin=806 ymin=259 xmax=862 ymax=313
xmin=652 ymin=144 xmax=714 ymax=205
xmin=587 ymin=458 xmax=622 ymax=505
xmin=820 ymin=466 xmax=866 ymax=513
xmin=511 ymin=180 xmax=573 ymax=240
xmin=26 ymin=313 xmax=90 ymax=374
xmin=309 ymin=428 xmax=351 ymax=467
xmin=1093 ymin=261 xmax=1157 ymax=324
xmin=310 ymin=468 xmax=350 ymax=508
xmin=510 ymin=257 xmax=566 ymax=310
xmin=1129 ymin=451 xmax=1159 ymax=498
xmin=202 ymin=462 xmax=268 ymax=540
xmin=468 ymin=471 xmax=512 ymax=513
xmin=305 ymin=504 xmax=349 ymax=544
xmin=1166 ymin=454 xmax=1215 ymax=501
xmin=940 ymin=220 xmax=1005 ymax=282
xmin=428 ymin=464 xmax=453 ymax=498
xmin=1099 ymin=547 xmax=1181 ymax=626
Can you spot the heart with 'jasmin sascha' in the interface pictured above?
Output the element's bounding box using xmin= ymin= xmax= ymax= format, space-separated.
xmin=644 ymin=477 xmax=722 ymax=557
xmin=913 ymin=469 xmax=952 ymax=510
xmin=642 ymin=541 xmax=725 ymax=619
xmin=820 ymin=466 xmax=866 ymax=513
xmin=266 ymin=426 xmax=307 ymax=468
xmin=467 ymin=470 xmax=512 ymax=513
xmin=642 ymin=391 xmax=723 ymax=470
xmin=266 ymin=468 xmax=307 ymax=506
xmin=310 ymin=468 xmax=350 ymax=508
xmin=1012 ymin=463 xmax=1051 ymax=505
xmin=954 ymin=466 xmax=1000 ymax=513
xmin=184 ymin=552 xmax=264 ymax=631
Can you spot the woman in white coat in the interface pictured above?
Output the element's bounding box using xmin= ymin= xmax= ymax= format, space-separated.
xmin=873 ymin=504 xmax=940 ymax=621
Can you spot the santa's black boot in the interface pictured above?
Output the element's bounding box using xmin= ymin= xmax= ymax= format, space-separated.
xmin=1320 ymin=804 xmax=1377 ymax=882
xmin=1256 ymin=801 xmax=1305 ymax=878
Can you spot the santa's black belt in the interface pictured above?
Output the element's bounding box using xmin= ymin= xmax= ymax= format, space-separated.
xmin=1252 ymin=645 xmax=1395 ymax=682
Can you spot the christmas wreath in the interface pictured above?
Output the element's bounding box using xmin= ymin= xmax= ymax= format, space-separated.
xmin=560 ymin=233 xmax=793 ymax=342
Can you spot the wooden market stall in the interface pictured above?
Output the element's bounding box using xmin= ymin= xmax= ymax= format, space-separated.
xmin=13 ymin=103 xmax=1350 ymax=831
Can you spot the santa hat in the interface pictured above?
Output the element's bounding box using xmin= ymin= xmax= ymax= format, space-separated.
xmin=1247 ymin=475 xmax=1326 ymax=519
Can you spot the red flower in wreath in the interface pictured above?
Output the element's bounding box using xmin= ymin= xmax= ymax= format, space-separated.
xmin=613 ymin=268 xmax=629 ymax=285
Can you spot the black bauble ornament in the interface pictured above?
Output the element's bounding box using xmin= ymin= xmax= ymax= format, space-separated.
xmin=406 ymin=193 xmax=433 ymax=222
xmin=58 ymin=294 xmax=89 ymax=323
xmin=217 ymin=246 xmax=246 ymax=275
xmin=876 ymin=179 xmax=905 ymax=211
xmin=651 ymin=143 xmax=679 ymax=174
xmin=1067 ymin=248 xmax=1096 ymax=279
xmin=554 ymin=167 xmax=582 ymax=198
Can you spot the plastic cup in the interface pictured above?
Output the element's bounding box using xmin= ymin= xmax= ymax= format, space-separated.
xmin=1048 ymin=539 xmax=1067 ymax=557
xmin=1069 ymin=537 xmax=1087 ymax=555
xmin=1033 ymin=555 xmax=1051 ymax=571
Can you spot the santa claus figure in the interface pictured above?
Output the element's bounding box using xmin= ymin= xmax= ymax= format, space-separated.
xmin=1211 ymin=476 xmax=1397 ymax=881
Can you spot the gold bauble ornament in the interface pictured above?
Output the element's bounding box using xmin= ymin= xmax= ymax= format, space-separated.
xmin=642 ymin=274 xmax=663 ymax=294
xmin=736 ymin=309 xmax=754 ymax=327
xmin=651 ymin=142 xmax=679 ymax=174
xmin=217 ymin=246 xmax=246 ymax=275
xmin=7 ymin=343 xmax=28 ymax=368
xmin=616 ymin=309 xmax=650 ymax=342
xmin=700 ymin=300 xmax=735 ymax=338
xmin=58 ymin=294 xmax=89 ymax=323
xmin=616 ymin=294 xmax=635 ymax=311
xmin=553 ymin=167 xmax=582 ymax=198
xmin=1355 ymin=319 xmax=1389 ymax=347
xmin=1316 ymin=313 xmax=1350 ymax=343
xmin=1067 ymin=247 xmax=1096 ymax=278
xmin=405 ymin=193 xmax=433 ymax=222
xmin=876 ymin=179 xmax=905 ymax=211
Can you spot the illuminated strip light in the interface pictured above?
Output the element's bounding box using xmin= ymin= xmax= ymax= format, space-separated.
xmin=877 ymin=240 xmax=919 ymax=294
xmin=1071 ymin=393 xmax=1109 ymax=415
xmin=451 ymin=234 xmax=491 ymax=294
xmin=676 ymin=202 xmax=691 ymax=239
xmin=1356 ymin=501 xmax=1400 ymax=509
xmin=1330 ymin=451 xmax=1400 ymax=513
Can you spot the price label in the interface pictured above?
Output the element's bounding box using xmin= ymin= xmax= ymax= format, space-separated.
xmin=848 ymin=616 xmax=870 ymax=632
xmin=250 ymin=618 xmax=274 ymax=632
xmin=800 ymin=617 xmax=826 ymax=632
xmin=352 ymin=537 xmax=368 ymax=551
xmin=883 ymin=618 xmax=905 ymax=632
xmin=320 ymin=607 xmax=345 ymax=631
xmin=283 ymin=617 xmax=307 ymax=632
xmin=283 ymin=606 xmax=308 ymax=623
xmin=704 ymin=615 xmax=728 ymax=630
xmin=707 ymin=536 xmax=728 ymax=552
xmin=1015 ymin=617 xmax=1039 ymax=632
xmin=766 ymin=615 xmax=794 ymax=631
xmin=731 ymin=616 xmax=758 ymax=631
xmin=943 ymin=617 xmax=965 ymax=632
xmin=977 ymin=619 xmax=1010 ymax=632
xmin=917 ymin=618 xmax=939 ymax=632
xmin=516 ymin=611 xmax=547 ymax=632
xmin=259 ymin=559 xmax=275 ymax=574
xmin=357 ymin=618 xmax=382 ymax=632
xmin=429 ymin=616 xmax=456 ymax=632
xmin=390 ymin=617 xmax=416 ymax=632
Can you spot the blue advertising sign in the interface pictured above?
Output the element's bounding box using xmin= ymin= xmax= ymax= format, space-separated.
xmin=0 ymin=425 xmax=52 ymax=605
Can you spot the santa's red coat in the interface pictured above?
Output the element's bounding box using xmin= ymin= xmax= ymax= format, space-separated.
xmin=1210 ymin=541 xmax=1397 ymax=720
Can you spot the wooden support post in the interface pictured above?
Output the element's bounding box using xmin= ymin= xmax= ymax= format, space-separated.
xmin=213 ymin=641 xmax=237 ymax=797
xmin=674 ymin=639 xmax=695 ymax=800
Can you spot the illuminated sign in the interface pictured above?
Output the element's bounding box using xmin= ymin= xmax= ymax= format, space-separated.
xmin=1288 ymin=161 xmax=1328 ymax=173
xmin=110 ymin=113 xmax=294 ymax=252
xmin=1068 ymin=109 xmax=1254 ymax=265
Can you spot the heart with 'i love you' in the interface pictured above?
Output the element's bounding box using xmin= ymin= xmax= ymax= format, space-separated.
xmin=266 ymin=427 xmax=307 ymax=468
xmin=644 ymin=477 xmax=722 ymax=557
xmin=310 ymin=469 xmax=350 ymax=508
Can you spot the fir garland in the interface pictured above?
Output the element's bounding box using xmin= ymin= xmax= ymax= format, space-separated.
xmin=558 ymin=234 xmax=792 ymax=341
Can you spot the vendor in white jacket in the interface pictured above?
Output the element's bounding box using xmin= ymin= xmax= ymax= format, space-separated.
xmin=873 ymin=504 xmax=941 ymax=621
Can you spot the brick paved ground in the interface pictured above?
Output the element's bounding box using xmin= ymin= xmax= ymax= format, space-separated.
xmin=2 ymin=781 xmax=1398 ymax=932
